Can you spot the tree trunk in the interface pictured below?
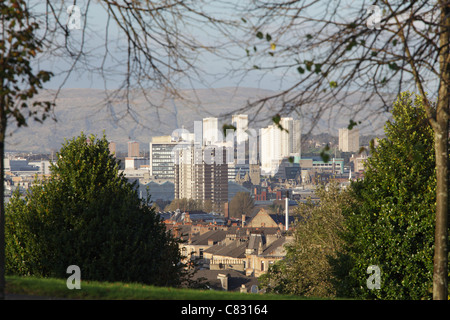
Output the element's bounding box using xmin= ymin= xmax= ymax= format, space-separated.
xmin=433 ymin=120 xmax=449 ymax=300
xmin=433 ymin=1 xmax=450 ymax=300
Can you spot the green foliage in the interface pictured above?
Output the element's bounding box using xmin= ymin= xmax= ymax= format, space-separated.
xmin=259 ymin=181 xmax=352 ymax=297
xmin=0 ymin=1 xmax=55 ymax=298
xmin=5 ymin=133 xmax=183 ymax=287
xmin=271 ymin=114 xmax=288 ymax=132
xmin=319 ymin=144 xmax=331 ymax=163
xmin=0 ymin=0 xmax=54 ymax=126
xmin=260 ymin=92 xmax=445 ymax=300
xmin=222 ymin=123 xmax=236 ymax=137
xmin=347 ymin=119 xmax=360 ymax=130
xmin=336 ymin=92 xmax=439 ymax=299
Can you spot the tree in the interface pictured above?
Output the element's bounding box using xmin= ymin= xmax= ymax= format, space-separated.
xmin=259 ymin=181 xmax=352 ymax=297
xmin=229 ymin=191 xmax=255 ymax=219
xmin=0 ymin=0 xmax=242 ymax=298
xmin=202 ymin=200 xmax=214 ymax=213
xmin=165 ymin=198 xmax=204 ymax=212
xmin=0 ymin=0 xmax=54 ymax=299
xmin=164 ymin=198 xmax=217 ymax=213
xmin=240 ymin=0 xmax=450 ymax=299
xmin=5 ymin=133 xmax=184 ymax=287
xmin=335 ymin=92 xmax=440 ymax=299
xmin=32 ymin=1 xmax=242 ymax=115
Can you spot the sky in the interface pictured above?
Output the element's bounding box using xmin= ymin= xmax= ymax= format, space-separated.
xmin=34 ymin=0 xmax=352 ymax=93
xmin=24 ymin=0 xmax=433 ymax=144
xmin=35 ymin=0 xmax=278 ymax=91
xmin=34 ymin=0 xmax=438 ymax=98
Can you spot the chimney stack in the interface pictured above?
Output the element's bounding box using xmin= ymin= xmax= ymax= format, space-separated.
xmin=224 ymin=202 xmax=229 ymax=219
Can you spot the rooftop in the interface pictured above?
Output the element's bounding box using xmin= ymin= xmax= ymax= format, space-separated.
xmin=187 ymin=269 xmax=259 ymax=292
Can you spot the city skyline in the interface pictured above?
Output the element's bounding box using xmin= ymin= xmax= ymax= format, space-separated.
xmin=4 ymin=86 xmax=389 ymax=155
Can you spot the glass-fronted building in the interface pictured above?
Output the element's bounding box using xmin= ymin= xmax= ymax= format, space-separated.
xmin=149 ymin=136 xmax=178 ymax=180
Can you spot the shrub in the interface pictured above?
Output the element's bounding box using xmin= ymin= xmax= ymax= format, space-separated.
xmin=6 ymin=133 xmax=183 ymax=287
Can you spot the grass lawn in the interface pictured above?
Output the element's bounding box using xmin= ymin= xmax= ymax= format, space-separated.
xmin=5 ymin=275 xmax=314 ymax=300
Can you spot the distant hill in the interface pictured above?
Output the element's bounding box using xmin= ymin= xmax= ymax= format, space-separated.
xmin=5 ymin=87 xmax=391 ymax=153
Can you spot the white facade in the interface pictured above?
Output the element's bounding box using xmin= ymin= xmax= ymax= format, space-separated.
xmin=203 ymin=117 xmax=219 ymax=145
xmin=259 ymin=117 xmax=301 ymax=176
xmin=339 ymin=128 xmax=360 ymax=152
xmin=125 ymin=157 xmax=148 ymax=170
xmin=232 ymin=114 xmax=249 ymax=144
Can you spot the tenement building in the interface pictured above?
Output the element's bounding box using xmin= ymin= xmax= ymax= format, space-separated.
xmin=174 ymin=143 xmax=228 ymax=210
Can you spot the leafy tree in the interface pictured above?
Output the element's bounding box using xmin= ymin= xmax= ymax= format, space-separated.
xmin=165 ymin=198 xmax=204 ymax=212
xmin=229 ymin=191 xmax=255 ymax=219
xmin=5 ymin=133 xmax=184 ymax=287
xmin=32 ymin=1 xmax=241 ymax=113
xmin=241 ymin=0 xmax=450 ymax=299
xmin=336 ymin=92 xmax=440 ymax=299
xmin=164 ymin=198 xmax=220 ymax=213
xmin=259 ymin=181 xmax=352 ymax=298
xmin=0 ymin=0 xmax=54 ymax=299
xmin=151 ymin=203 xmax=161 ymax=213
xmin=203 ymin=200 xmax=214 ymax=213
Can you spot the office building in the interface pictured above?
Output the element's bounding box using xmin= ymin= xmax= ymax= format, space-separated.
xmin=128 ymin=141 xmax=140 ymax=157
xmin=174 ymin=144 xmax=228 ymax=208
xmin=259 ymin=125 xmax=279 ymax=176
xmin=259 ymin=117 xmax=301 ymax=176
xmin=125 ymin=157 xmax=148 ymax=170
xmin=232 ymin=114 xmax=249 ymax=145
xmin=292 ymin=119 xmax=301 ymax=157
xmin=149 ymin=135 xmax=182 ymax=180
xmin=339 ymin=128 xmax=360 ymax=153
xmin=203 ymin=117 xmax=219 ymax=145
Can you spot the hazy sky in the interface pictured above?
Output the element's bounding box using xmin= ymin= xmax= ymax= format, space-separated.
xmin=35 ymin=0 xmax=306 ymax=92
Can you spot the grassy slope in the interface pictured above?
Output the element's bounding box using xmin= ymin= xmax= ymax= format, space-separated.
xmin=5 ymin=275 xmax=314 ymax=300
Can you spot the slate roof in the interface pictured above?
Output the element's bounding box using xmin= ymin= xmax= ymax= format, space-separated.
xmin=225 ymin=226 xmax=280 ymax=236
xmin=189 ymin=229 xmax=228 ymax=246
xmin=260 ymin=237 xmax=288 ymax=257
xmin=204 ymin=232 xmax=288 ymax=259
xmin=189 ymin=269 xmax=259 ymax=292
xmin=268 ymin=213 xmax=297 ymax=226
xmin=248 ymin=234 xmax=266 ymax=251
xmin=203 ymin=241 xmax=247 ymax=259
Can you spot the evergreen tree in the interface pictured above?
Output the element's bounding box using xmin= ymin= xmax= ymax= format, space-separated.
xmin=337 ymin=92 xmax=440 ymax=299
xmin=5 ymin=133 xmax=184 ymax=287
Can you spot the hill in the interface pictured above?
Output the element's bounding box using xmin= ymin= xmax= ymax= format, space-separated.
xmin=5 ymin=87 xmax=390 ymax=153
